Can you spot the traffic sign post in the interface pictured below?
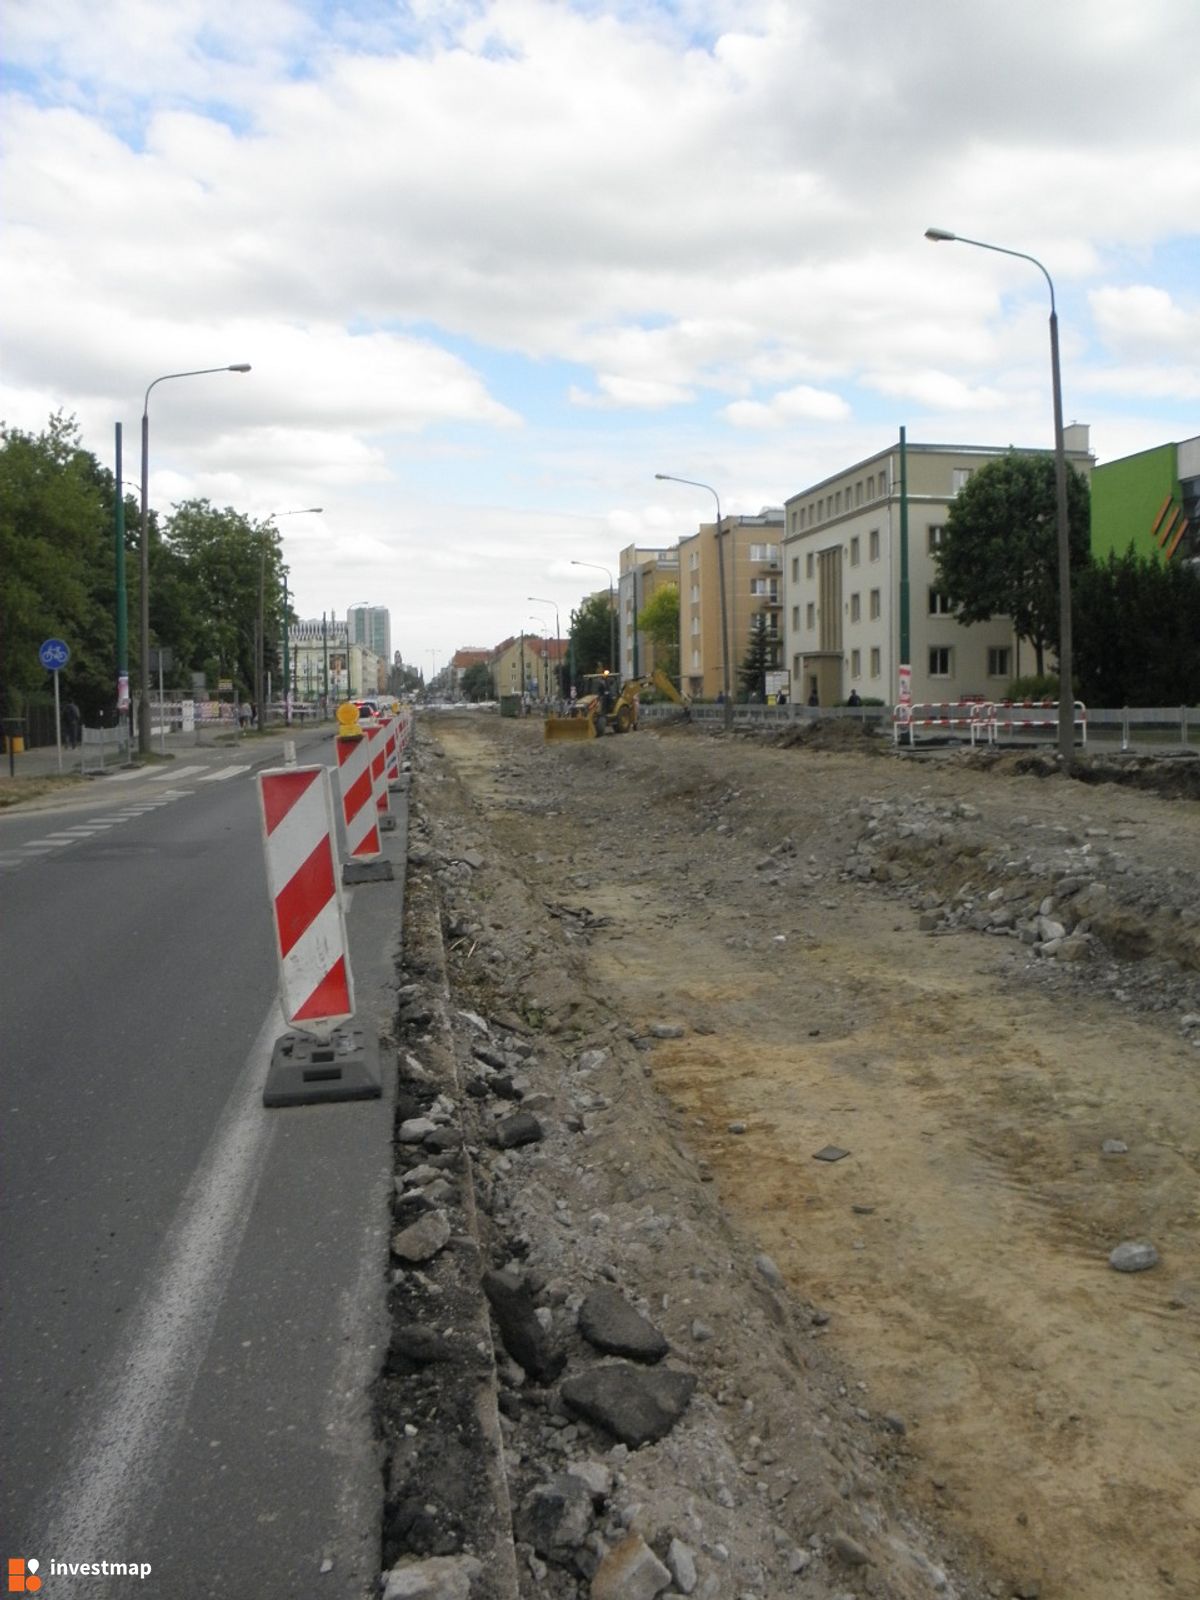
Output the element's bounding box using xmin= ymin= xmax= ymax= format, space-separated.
xmin=39 ymin=639 xmax=70 ymax=773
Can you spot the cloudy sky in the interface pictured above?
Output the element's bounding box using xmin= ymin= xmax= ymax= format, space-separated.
xmin=4 ymin=0 xmax=1198 ymax=673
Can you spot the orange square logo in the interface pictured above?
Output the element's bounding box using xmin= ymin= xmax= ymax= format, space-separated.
xmin=7 ymin=1559 xmax=42 ymax=1593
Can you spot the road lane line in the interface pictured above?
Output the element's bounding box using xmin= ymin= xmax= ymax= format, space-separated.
xmin=199 ymin=765 xmax=251 ymax=781
xmin=149 ymin=765 xmax=206 ymax=781
xmin=36 ymin=1004 xmax=285 ymax=1578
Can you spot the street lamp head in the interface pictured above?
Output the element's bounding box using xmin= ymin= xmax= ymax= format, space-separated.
xmin=924 ymin=227 xmax=956 ymax=242
xmin=654 ymin=473 xmax=668 ymax=480
xmin=228 ymin=363 xmax=252 ymax=372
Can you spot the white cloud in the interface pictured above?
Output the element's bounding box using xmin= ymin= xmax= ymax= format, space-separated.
xmin=723 ymin=385 xmax=850 ymax=428
xmin=1089 ymin=285 xmax=1200 ymax=357
xmin=3 ymin=0 xmax=1199 ymax=667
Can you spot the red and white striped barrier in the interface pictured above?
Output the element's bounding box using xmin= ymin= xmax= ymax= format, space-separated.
xmin=258 ymin=765 xmax=354 ymax=1031
xmin=978 ymin=700 xmax=1088 ymax=747
xmin=336 ymin=726 xmax=382 ymax=861
xmin=364 ymin=722 xmax=392 ymax=824
xmin=383 ymin=714 xmax=401 ymax=785
xmin=892 ymin=701 xmax=987 ymax=746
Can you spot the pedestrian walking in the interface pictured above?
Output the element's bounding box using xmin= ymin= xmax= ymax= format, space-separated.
xmin=63 ymin=700 xmax=81 ymax=749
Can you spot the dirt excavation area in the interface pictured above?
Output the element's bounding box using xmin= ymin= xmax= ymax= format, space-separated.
xmin=398 ymin=711 xmax=1199 ymax=1600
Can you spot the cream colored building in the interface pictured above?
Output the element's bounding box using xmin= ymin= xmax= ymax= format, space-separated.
xmin=618 ymin=543 xmax=681 ymax=680
xmin=782 ymin=432 xmax=1093 ymax=707
xmin=678 ymin=510 xmax=784 ymax=700
xmin=490 ymin=634 xmax=541 ymax=698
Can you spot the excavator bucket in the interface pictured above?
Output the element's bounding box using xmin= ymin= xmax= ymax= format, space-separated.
xmin=543 ymin=713 xmax=596 ymax=743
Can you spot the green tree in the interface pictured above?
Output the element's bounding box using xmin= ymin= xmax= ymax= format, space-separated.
xmin=569 ymin=592 xmax=615 ymax=676
xmin=0 ymin=413 xmax=116 ymax=721
xmin=738 ymin=612 xmax=778 ymax=700
xmin=163 ymin=501 xmax=285 ymax=694
xmin=460 ymin=662 xmax=495 ymax=701
xmin=1073 ymin=548 xmax=1200 ymax=705
xmin=936 ymin=452 xmax=1091 ymax=674
xmin=636 ymin=583 xmax=680 ymax=678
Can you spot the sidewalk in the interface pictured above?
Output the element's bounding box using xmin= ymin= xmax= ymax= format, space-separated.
xmin=2 ymin=722 xmax=335 ymax=785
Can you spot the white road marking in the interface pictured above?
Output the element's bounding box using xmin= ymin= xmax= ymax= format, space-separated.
xmin=37 ymin=1004 xmax=285 ymax=1583
xmin=149 ymin=765 xmax=206 ymax=781
xmin=199 ymin=765 xmax=251 ymax=781
xmin=20 ymin=843 xmax=59 ymax=853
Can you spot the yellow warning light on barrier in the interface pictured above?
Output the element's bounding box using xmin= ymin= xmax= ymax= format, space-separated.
xmin=336 ymin=701 xmax=362 ymax=738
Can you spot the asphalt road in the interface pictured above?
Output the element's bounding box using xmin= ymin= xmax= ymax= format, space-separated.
xmin=0 ymin=733 xmax=402 ymax=1596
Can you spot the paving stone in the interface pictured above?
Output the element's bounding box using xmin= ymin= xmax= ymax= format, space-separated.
xmin=561 ymin=1363 xmax=696 ymax=1448
xmin=578 ymin=1285 xmax=669 ymax=1363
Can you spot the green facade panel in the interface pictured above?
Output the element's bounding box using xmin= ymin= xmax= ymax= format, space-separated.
xmin=1091 ymin=443 xmax=1178 ymax=562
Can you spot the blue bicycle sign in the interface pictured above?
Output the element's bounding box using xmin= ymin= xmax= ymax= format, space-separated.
xmin=39 ymin=638 xmax=70 ymax=671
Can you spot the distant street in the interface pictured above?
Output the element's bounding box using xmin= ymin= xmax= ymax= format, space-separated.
xmin=0 ymin=733 xmax=401 ymax=1597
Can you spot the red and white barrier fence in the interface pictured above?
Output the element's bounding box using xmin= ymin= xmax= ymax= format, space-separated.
xmin=336 ymin=724 xmax=382 ymax=860
xmin=257 ymin=764 xmax=354 ymax=1032
xmin=892 ymin=701 xmax=985 ymax=746
xmin=976 ymin=700 xmax=1088 ymax=747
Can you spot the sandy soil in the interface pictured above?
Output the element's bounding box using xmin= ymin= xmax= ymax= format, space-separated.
xmin=423 ymin=711 xmax=1200 ymax=1600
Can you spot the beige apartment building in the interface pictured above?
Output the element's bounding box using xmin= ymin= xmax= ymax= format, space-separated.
xmin=678 ymin=509 xmax=784 ymax=700
xmin=782 ymin=432 xmax=1093 ymax=707
xmin=618 ymin=543 xmax=681 ymax=681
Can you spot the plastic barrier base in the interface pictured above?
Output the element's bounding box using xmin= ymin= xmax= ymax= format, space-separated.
xmin=263 ymin=1027 xmax=380 ymax=1107
xmin=343 ymin=858 xmax=394 ymax=884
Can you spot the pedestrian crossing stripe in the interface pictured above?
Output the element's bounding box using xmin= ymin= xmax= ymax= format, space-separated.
xmin=199 ymin=765 xmax=252 ymax=781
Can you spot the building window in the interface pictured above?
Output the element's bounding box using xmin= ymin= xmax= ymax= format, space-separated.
xmin=867 ymin=475 xmax=874 ymax=499
xmin=850 ymin=648 xmax=861 ymax=676
xmin=869 ymin=588 xmax=881 ymax=620
xmin=806 ymin=552 xmax=815 ymax=579
xmin=749 ymin=543 xmax=779 ymax=562
xmin=691 ymin=616 xmax=700 ymax=634
xmin=790 ymin=509 xmax=798 ymax=532
xmin=691 ymin=648 xmax=701 ymax=670
xmin=928 ymin=589 xmax=953 ymax=615
xmin=929 ymin=646 xmax=952 ymax=677
xmin=870 ymin=646 xmax=881 ymax=678
xmin=792 ymin=605 xmax=800 ymax=630
xmin=987 ymin=646 xmax=1011 ymax=677
xmin=793 ymin=653 xmax=802 ymax=678
xmin=806 ymin=602 xmax=816 ymax=630
xmin=835 ymin=490 xmax=842 ymax=513
xmin=751 ymin=578 xmax=778 ymax=598
xmin=690 ymin=550 xmax=699 ymax=569
xmin=849 ymin=535 xmax=860 ymax=566
xmin=952 ymin=468 xmax=972 ymax=495
xmin=850 ymin=592 xmax=861 ymax=622
xmin=791 ymin=556 xmax=799 ymax=583
xmin=690 ymin=584 xmax=700 ymax=603
xmin=855 ymin=481 xmax=863 ymax=506
xmin=927 ymin=524 xmax=944 ymax=552
xmin=869 ymin=528 xmax=880 ymax=560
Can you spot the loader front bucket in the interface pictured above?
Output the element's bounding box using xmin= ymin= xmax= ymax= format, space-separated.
xmin=543 ymin=714 xmax=596 ymax=743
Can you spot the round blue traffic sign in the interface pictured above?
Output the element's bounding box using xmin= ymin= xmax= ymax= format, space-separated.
xmin=39 ymin=638 xmax=70 ymax=671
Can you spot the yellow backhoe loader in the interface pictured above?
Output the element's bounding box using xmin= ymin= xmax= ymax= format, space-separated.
xmin=543 ymin=669 xmax=687 ymax=743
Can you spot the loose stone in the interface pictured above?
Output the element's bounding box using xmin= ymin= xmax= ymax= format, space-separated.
xmin=1108 ymin=1241 xmax=1159 ymax=1272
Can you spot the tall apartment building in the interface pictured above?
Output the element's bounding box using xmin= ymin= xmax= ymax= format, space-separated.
xmin=618 ymin=543 xmax=681 ymax=680
xmin=678 ymin=510 xmax=784 ymax=700
xmin=781 ymin=432 xmax=1093 ymax=707
xmin=348 ymin=604 xmax=391 ymax=665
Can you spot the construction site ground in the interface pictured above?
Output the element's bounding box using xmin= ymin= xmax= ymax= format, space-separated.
xmin=397 ymin=710 xmax=1199 ymax=1600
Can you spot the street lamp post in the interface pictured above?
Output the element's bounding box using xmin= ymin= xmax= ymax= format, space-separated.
xmin=924 ymin=228 xmax=1074 ymax=765
xmin=528 ymin=597 xmax=561 ymax=702
xmin=528 ymin=618 xmax=551 ymax=700
xmin=261 ymin=508 xmax=322 ymax=729
xmin=139 ymin=363 xmax=251 ymax=754
xmin=570 ymin=560 xmax=616 ymax=678
xmin=655 ymin=473 xmax=733 ymax=730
